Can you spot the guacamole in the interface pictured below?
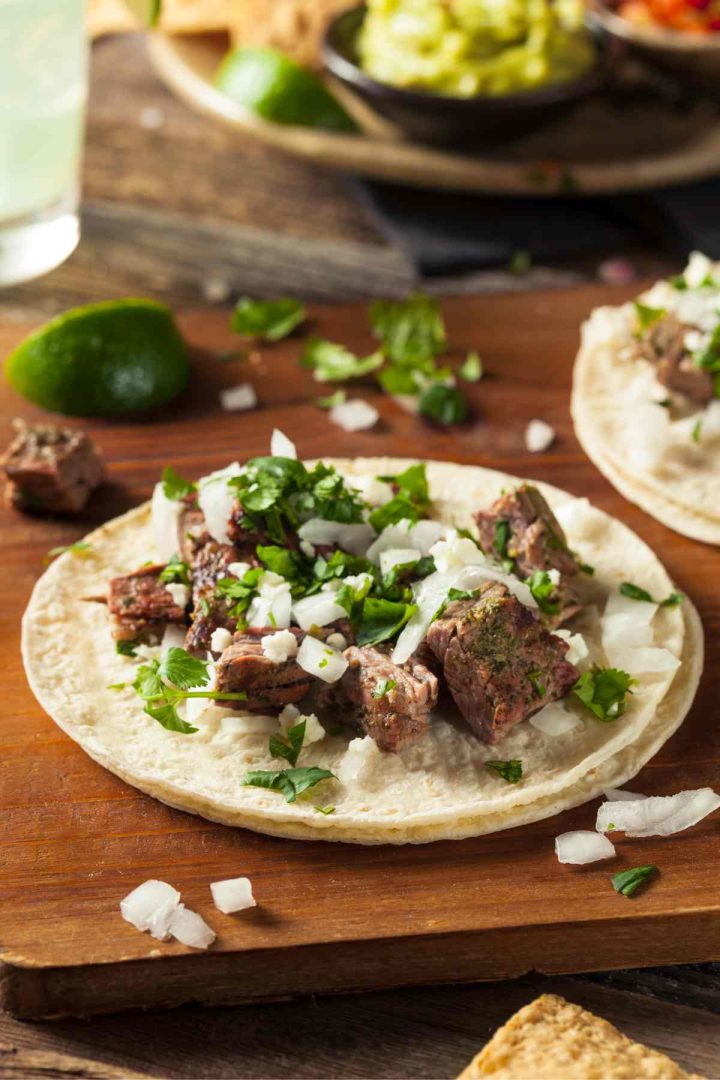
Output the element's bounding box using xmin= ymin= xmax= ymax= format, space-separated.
xmin=357 ymin=0 xmax=596 ymax=98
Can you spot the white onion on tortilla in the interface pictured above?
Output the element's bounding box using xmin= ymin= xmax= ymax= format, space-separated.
xmin=298 ymin=518 xmax=375 ymax=556
xmin=151 ymin=482 xmax=182 ymax=562
xmin=292 ymin=591 xmax=347 ymax=631
xmin=555 ymin=831 xmax=615 ymax=864
xmin=605 ymin=646 xmax=680 ymax=676
xmin=597 ymin=788 xmax=720 ymax=837
xmin=379 ymin=547 xmax=422 ymax=576
xmin=120 ymin=879 xmax=180 ymax=937
xmin=247 ymin=575 xmax=292 ymax=629
xmin=168 ymin=904 xmax=216 ymax=949
xmin=197 ymin=463 xmax=243 ymax=545
xmin=211 ymin=877 xmax=256 ymax=914
xmin=270 ymin=428 xmax=297 ymax=459
xmin=297 ymin=635 xmax=348 ymax=684
xmin=530 ymin=703 xmax=582 ymax=737
xmin=602 ymin=614 xmax=654 ymax=651
xmin=366 ymin=519 xmax=447 ymax=563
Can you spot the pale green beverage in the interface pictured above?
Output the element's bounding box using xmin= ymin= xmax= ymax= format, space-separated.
xmin=0 ymin=0 xmax=88 ymax=285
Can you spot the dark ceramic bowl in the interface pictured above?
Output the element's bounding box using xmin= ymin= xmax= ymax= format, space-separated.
xmin=322 ymin=5 xmax=615 ymax=149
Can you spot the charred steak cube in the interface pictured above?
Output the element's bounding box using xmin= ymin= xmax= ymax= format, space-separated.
xmin=108 ymin=564 xmax=188 ymax=644
xmin=185 ymin=539 xmax=246 ymax=656
xmin=318 ymin=645 xmax=438 ymax=752
xmin=1 ymin=420 xmax=103 ymax=514
xmin=425 ymin=582 xmax=578 ymax=745
xmin=215 ymin=627 xmax=311 ymax=711
xmin=640 ymin=312 xmax=713 ymax=404
xmin=474 ymin=483 xmax=580 ymax=625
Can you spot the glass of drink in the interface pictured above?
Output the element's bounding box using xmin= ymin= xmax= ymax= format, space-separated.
xmin=0 ymin=0 xmax=88 ymax=286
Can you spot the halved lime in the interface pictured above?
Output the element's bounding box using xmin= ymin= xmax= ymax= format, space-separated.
xmin=122 ymin=0 xmax=161 ymax=26
xmin=215 ymin=47 xmax=357 ymax=133
xmin=5 ymin=299 xmax=190 ymax=417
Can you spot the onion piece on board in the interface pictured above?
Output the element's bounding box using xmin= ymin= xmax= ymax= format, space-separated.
xmin=211 ymin=877 xmax=256 ymax=914
xmin=168 ymin=905 xmax=216 ymax=949
xmin=120 ymin=879 xmax=181 ymax=937
xmin=597 ymin=788 xmax=720 ymax=837
xmin=555 ymin=831 xmax=616 ymax=865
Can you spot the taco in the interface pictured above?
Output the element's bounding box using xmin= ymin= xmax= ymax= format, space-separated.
xmin=572 ymin=253 xmax=720 ymax=544
xmin=22 ymin=439 xmax=702 ymax=844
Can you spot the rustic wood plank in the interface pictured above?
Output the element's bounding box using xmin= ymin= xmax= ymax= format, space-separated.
xmin=1 ymin=285 xmax=719 ymax=1022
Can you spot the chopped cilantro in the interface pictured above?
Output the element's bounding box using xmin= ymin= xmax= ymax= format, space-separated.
xmin=369 ymin=293 xmax=446 ymax=367
xmin=132 ymin=647 xmax=248 ymax=734
xmin=46 ymin=540 xmax=92 ymax=562
xmin=256 ymin=544 xmax=310 ymax=593
xmin=116 ymin=639 xmax=138 ymax=657
xmin=418 ymin=383 xmax=468 ymax=426
xmin=161 ymin=465 xmax=196 ymax=501
xmin=231 ymin=297 xmax=306 ymax=342
xmin=269 ymin=719 xmax=306 ymax=767
xmin=611 ymin=865 xmax=658 ymax=899
xmin=159 ymin=553 xmax=191 ymax=586
xmin=301 ymin=337 xmax=384 ymax=383
xmin=692 ymin=419 xmax=703 ymax=443
xmin=459 ymin=350 xmax=483 ymax=382
xmin=356 ymin=597 xmax=417 ymax=646
xmin=370 ymin=463 xmax=431 ymax=531
xmin=528 ymin=670 xmax=546 ymax=698
xmin=572 ymin=667 xmax=635 ymax=722
xmin=372 ymin=678 xmax=397 ymax=700
xmin=509 ymin=250 xmax=531 ymax=276
xmin=106 ymin=682 xmax=126 ymax=691
xmin=620 ymin=582 xmax=683 ymax=607
xmin=634 ymin=301 xmax=666 ymax=332
xmin=316 ymin=389 xmax=347 ymax=409
xmin=493 ymin=519 xmax=515 ymax=573
xmin=243 ymin=766 xmax=336 ymax=803
xmin=528 ymin=570 xmax=560 ymax=616
xmin=314 ymin=805 xmax=336 ymax=815
xmin=486 ymin=759 xmax=523 ymax=784
xmin=669 ymin=273 xmax=687 ymax=290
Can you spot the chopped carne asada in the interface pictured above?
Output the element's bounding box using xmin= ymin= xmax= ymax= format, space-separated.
xmin=1 ymin=420 xmax=103 ymax=514
xmin=185 ymin=540 xmax=250 ymax=656
xmin=425 ymin=582 xmax=579 ymax=744
xmin=474 ymin=483 xmax=581 ymax=625
xmin=215 ymin=627 xmax=311 ymax=711
xmin=317 ymin=645 xmax=438 ymax=752
xmin=228 ymin=498 xmax=282 ymax=558
xmin=638 ymin=312 xmax=714 ymax=404
xmin=108 ymin=564 xmax=188 ymax=644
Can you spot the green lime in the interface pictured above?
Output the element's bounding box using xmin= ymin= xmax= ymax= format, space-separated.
xmin=122 ymin=0 xmax=161 ymax=26
xmin=215 ymin=47 xmax=357 ymax=133
xmin=5 ymin=299 xmax=190 ymax=417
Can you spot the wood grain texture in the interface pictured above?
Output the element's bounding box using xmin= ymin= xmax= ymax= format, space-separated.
xmin=0 ymin=285 xmax=718 ymax=1022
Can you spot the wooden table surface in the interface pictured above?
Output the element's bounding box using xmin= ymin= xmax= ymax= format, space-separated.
xmin=0 ymin=30 xmax=718 ymax=1080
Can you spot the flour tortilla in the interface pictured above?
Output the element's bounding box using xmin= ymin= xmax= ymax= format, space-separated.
xmin=22 ymin=459 xmax=702 ymax=845
xmin=572 ymin=304 xmax=720 ymax=545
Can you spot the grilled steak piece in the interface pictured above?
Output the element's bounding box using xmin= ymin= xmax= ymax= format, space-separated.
xmin=474 ymin=483 xmax=580 ymax=626
xmin=425 ymin=582 xmax=578 ymax=744
xmin=227 ymin=499 xmax=281 ymax=559
xmin=640 ymin=312 xmax=713 ymax=404
xmin=1 ymin=420 xmax=103 ymax=514
xmin=185 ymin=540 xmax=244 ymax=656
xmin=215 ymin=627 xmax=310 ymax=711
xmin=108 ymin=564 xmax=188 ymax=644
xmin=317 ymin=645 xmax=438 ymax=752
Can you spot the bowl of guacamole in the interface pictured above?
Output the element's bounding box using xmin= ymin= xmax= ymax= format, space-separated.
xmin=323 ymin=1 xmax=611 ymax=147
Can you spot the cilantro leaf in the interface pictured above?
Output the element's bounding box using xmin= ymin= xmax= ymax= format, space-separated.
xmin=620 ymin=582 xmax=683 ymax=607
xmin=46 ymin=540 xmax=92 ymax=561
xmin=486 ymin=759 xmax=523 ymax=784
xmin=316 ymin=389 xmax=347 ymax=409
xmin=269 ymin=719 xmax=306 ymax=767
xmin=314 ymin=805 xmax=336 ymax=815
xmin=634 ymin=301 xmax=666 ymax=332
xmin=459 ymin=350 xmax=483 ymax=382
xmin=257 ymin=544 xmax=310 ymax=590
xmin=144 ymin=699 xmax=199 ymax=735
xmin=378 ymin=463 xmax=431 ymax=512
xmin=231 ymin=297 xmax=306 ymax=342
xmin=372 ymin=678 xmax=397 ymax=700
xmin=356 ymin=597 xmax=417 ymax=646
xmin=528 ymin=570 xmax=561 ymax=615
xmin=159 ymin=553 xmax=191 ymax=586
xmin=492 ymin=519 xmax=515 ymax=573
xmin=243 ymin=766 xmax=336 ymax=803
xmin=418 ymin=383 xmax=469 ymax=426
xmin=528 ymin=670 xmax=546 ymax=698
xmin=572 ymin=667 xmax=635 ymax=722
xmin=161 ymin=466 xmax=196 ymax=501
xmin=692 ymin=419 xmax=703 ymax=443
xmin=159 ymin=647 xmax=210 ymax=691
xmin=611 ymin=865 xmax=658 ymax=898
xmin=116 ymin=639 xmax=139 ymax=657
xmin=301 ymin=337 xmax=384 ymax=383
xmin=369 ymin=293 xmax=446 ymax=367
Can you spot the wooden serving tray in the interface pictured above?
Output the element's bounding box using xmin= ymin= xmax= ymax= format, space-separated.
xmin=1 ymin=286 xmax=718 ymax=1020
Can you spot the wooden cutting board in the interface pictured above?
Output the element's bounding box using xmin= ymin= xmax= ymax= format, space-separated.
xmin=1 ymin=285 xmax=718 ymax=1021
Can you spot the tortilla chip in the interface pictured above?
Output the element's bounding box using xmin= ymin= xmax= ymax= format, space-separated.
xmin=229 ymin=0 xmax=350 ymax=68
xmin=160 ymin=0 xmax=230 ymax=34
xmin=458 ymin=994 xmax=704 ymax=1079
xmin=87 ymin=0 xmax=138 ymax=37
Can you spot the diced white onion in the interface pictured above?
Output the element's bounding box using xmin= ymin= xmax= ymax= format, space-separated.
xmin=165 ymin=583 xmax=190 ymax=608
xmin=197 ymin=463 xmax=243 ymax=545
xmin=292 ymin=592 xmax=347 ymax=631
xmin=530 ymin=703 xmax=582 ymax=736
xmin=297 ymin=635 xmax=348 ymax=683
xmin=602 ymin=614 xmax=654 ymax=651
xmin=604 ymin=590 xmax=658 ymax=624
xmin=326 ymin=632 xmax=347 ymax=650
xmin=120 ymin=880 xmax=181 ymax=938
xmin=429 ymin=535 xmax=486 ymax=574
xmin=279 ymin=703 xmax=300 ymax=726
xmin=210 ymin=627 xmax=234 ymax=654
xmin=684 ymin=250 xmax=717 ymax=289
xmin=261 ymin=629 xmax=298 ymax=663
xmin=168 ymin=905 xmax=216 ymax=949
xmin=603 ymin=787 xmax=645 ymax=802
xmin=282 ymin=710 xmax=325 ymax=744
xmin=338 ymin=735 xmax=381 ymax=784
xmin=210 ymin=877 xmax=256 ymax=915
xmin=297 ymin=518 xmax=375 ymax=556
xmin=379 ymin=547 xmax=422 ymax=576
xmin=329 ymin=398 xmax=379 ymax=432
xmin=247 ymin=576 xmax=292 ymax=629
xmin=366 ymin=519 xmax=448 ymax=563
xmin=702 ymin=400 xmax=720 ymax=438
xmin=525 ymin=419 xmax=556 ymax=453
xmin=270 ymin=428 xmax=297 ymax=459
xmin=597 ymin=788 xmax=720 ymax=837
xmin=220 ymin=383 xmax=257 ymax=412
xmin=347 ymin=474 xmax=394 ymax=506
xmin=605 ymin=646 xmax=680 ymax=676
xmin=299 ymin=540 xmax=315 ymax=558
xmin=151 ymin=482 xmax=182 ymax=562
xmin=555 ymin=831 xmax=616 ymax=865
xmin=161 ymin=624 xmax=188 ymax=656
xmin=228 ymin=561 xmax=250 ymax=579
xmin=553 ymin=629 xmax=589 ymax=667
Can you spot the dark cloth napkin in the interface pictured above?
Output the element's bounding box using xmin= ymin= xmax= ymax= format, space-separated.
xmin=352 ymin=175 xmax=720 ymax=277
